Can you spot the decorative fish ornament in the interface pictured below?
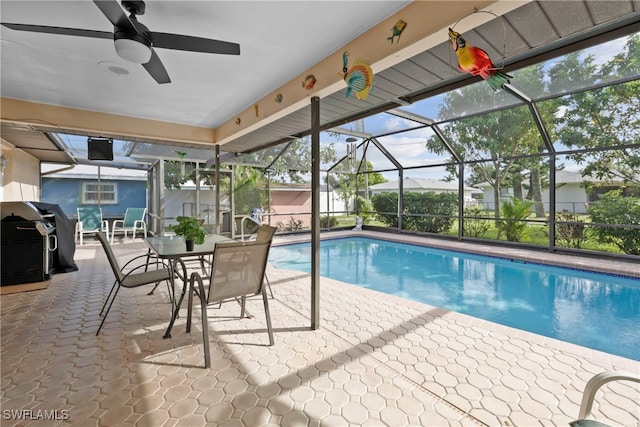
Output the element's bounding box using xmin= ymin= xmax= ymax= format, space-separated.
xmin=342 ymin=51 xmax=374 ymax=100
xmin=387 ymin=20 xmax=407 ymax=44
xmin=302 ymin=74 xmax=317 ymax=90
xmin=448 ymin=27 xmax=512 ymax=91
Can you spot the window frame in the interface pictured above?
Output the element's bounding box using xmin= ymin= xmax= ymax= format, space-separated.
xmin=81 ymin=181 xmax=118 ymax=205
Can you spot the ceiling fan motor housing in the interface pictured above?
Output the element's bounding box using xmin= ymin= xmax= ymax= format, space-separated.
xmin=121 ymin=1 xmax=145 ymax=16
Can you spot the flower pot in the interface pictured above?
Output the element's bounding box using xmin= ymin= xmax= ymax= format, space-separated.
xmin=185 ymin=239 xmax=195 ymax=252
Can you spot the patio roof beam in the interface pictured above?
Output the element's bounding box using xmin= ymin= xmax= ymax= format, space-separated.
xmin=431 ymin=124 xmax=463 ymax=164
xmin=328 ymin=127 xmax=374 ymax=140
xmin=386 ymin=109 xmax=435 ymax=126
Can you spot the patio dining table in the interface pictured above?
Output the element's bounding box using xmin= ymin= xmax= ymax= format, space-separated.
xmin=145 ymin=233 xmax=233 ymax=338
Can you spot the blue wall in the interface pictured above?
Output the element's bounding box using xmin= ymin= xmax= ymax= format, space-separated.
xmin=41 ymin=178 xmax=147 ymax=218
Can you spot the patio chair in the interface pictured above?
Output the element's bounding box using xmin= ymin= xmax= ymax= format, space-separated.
xmin=75 ymin=207 xmax=109 ymax=245
xmin=95 ymin=231 xmax=173 ymax=335
xmin=111 ymin=207 xmax=147 ymax=243
xmin=254 ymin=224 xmax=277 ymax=298
xmin=569 ymin=371 xmax=640 ymax=427
xmin=186 ymin=240 xmax=274 ymax=368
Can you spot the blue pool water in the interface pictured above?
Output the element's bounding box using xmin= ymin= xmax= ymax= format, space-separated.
xmin=269 ymin=237 xmax=640 ymax=360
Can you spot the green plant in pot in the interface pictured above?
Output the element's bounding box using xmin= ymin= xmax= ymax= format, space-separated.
xmin=169 ymin=216 xmax=206 ymax=251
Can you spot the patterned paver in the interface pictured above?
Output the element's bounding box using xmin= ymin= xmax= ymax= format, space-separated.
xmin=1 ymin=232 xmax=638 ymax=426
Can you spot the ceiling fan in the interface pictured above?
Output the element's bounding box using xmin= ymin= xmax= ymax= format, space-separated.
xmin=1 ymin=0 xmax=240 ymax=84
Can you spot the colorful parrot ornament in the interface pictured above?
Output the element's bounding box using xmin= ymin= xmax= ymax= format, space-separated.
xmin=448 ymin=27 xmax=512 ymax=91
xmin=387 ymin=20 xmax=407 ymax=44
xmin=342 ymin=51 xmax=374 ymax=100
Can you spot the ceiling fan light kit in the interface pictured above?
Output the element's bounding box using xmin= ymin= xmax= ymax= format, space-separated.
xmin=114 ymin=35 xmax=152 ymax=64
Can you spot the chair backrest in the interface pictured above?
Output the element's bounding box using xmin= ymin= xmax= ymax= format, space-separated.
xmin=206 ymin=241 xmax=270 ymax=304
xmin=255 ymin=224 xmax=277 ymax=244
xmin=95 ymin=231 xmax=124 ymax=282
xmin=123 ymin=207 xmax=147 ymax=227
xmin=78 ymin=207 xmax=103 ymax=230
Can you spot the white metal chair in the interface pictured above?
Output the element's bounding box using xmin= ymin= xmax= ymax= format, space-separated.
xmin=240 ymin=208 xmax=264 ymax=241
xmin=75 ymin=207 xmax=109 ymax=245
xmin=186 ymin=240 xmax=274 ymax=368
xmin=110 ymin=207 xmax=147 ymax=243
xmin=569 ymin=371 xmax=640 ymax=427
xmin=95 ymin=231 xmax=173 ymax=335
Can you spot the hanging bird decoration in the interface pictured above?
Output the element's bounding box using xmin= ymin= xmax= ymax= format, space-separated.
xmin=387 ymin=20 xmax=407 ymax=44
xmin=342 ymin=51 xmax=374 ymax=100
xmin=448 ymin=27 xmax=511 ymax=91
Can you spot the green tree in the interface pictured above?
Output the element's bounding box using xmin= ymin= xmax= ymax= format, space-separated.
xmin=588 ymin=190 xmax=640 ymax=255
xmin=233 ymin=166 xmax=268 ymax=215
xmin=333 ymin=160 xmax=386 ymax=214
xmin=426 ymin=64 xmax=547 ymax=219
xmin=551 ymin=35 xmax=640 ymax=186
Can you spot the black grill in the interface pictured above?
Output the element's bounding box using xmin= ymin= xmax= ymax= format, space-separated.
xmin=1 ymin=202 xmax=57 ymax=286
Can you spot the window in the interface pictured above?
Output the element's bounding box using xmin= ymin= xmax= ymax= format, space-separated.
xmin=82 ymin=182 xmax=117 ymax=204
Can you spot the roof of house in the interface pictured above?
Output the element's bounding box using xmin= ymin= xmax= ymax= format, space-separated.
xmin=474 ymin=170 xmax=629 ymax=188
xmin=369 ymin=178 xmax=480 ymax=192
xmin=41 ymin=164 xmax=147 ymax=181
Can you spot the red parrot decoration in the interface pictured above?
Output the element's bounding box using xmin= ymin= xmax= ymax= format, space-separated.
xmin=448 ymin=27 xmax=512 ymax=91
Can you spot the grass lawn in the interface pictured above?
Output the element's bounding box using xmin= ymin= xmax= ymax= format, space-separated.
xmin=335 ymin=214 xmax=625 ymax=255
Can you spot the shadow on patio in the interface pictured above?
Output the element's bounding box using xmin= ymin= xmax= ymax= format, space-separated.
xmin=1 ymin=239 xmax=638 ymax=426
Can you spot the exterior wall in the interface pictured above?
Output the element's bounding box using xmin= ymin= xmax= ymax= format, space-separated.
xmin=321 ymin=191 xmax=349 ymax=216
xmin=41 ymin=177 xmax=146 ymax=218
xmin=482 ymin=183 xmax=589 ymax=214
xmin=0 ymin=141 xmax=40 ymax=202
xmin=269 ymin=190 xmax=311 ymax=227
xmin=545 ymin=183 xmax=589 ymax=214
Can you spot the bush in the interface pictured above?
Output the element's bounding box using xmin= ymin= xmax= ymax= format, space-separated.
xmin=463 ymin=207 xmax=491 ymax=238
xmin=588 ymin=191 xmax=640 ymax=255
xmin=276 ymin=216 xmax=305 ymax=232
xmin=371 ymin=191 xmax=457 ymax=233
xmin=496 ymin=197 xmax=533 ymax=242
xmin=354 ymin=196 xmax=374 ymax=222
xmin=320 ymin=215 xmax=338 ymax=228
xmin=554 ymin=211 xmax=586 ymax=248
xmin=371 ymin=192 xmax=399 ymax=227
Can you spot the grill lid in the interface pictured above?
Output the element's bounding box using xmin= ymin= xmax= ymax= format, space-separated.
xmin=1 ymin=201 xmax=46 ymax=222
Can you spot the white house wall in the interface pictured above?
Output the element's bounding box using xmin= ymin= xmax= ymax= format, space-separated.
xmin=543 ymin=183 xmax=589 ymax=214
xmin=0 ymin=140 xmax=40 ymax=202
xmin=482 ymin=183 xmax=589 ymax=214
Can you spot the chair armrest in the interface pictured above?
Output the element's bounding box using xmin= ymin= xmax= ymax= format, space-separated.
xmin=120 ymin=253 xmax=170 ymax=273
xmin=101 ymin=220 xmax=109 ymax=232
xmin=133 ymin=220 xmax=146 ymax=228
xmin=576 ymin=371 xmax=640 ymax=421
xmin=112 ymin=219 xmax=125 ymax=228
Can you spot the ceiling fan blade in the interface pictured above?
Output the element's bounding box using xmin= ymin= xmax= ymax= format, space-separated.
xmin=93 ymin=0 xmax=137 ymax=33
xmin=150 ymin=32 xmax=240 ymax=55
xmin=142 ymin=49 xmax=171 ymax=84
xmin=1 ymin=23 xmax=113 ymax=40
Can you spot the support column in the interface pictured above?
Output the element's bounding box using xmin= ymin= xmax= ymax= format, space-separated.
xmin=311 ymin=96 xmax=320 ymax=329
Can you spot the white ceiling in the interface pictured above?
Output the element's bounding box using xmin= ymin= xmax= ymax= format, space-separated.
xmin=2 ymin=1 xmax=639 ymax=165
xmin=1 ymin=0 xmax=410 ymax=128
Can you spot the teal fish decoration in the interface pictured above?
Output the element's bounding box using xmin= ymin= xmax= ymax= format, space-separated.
xmin=387 ymin=20 xmax=407 ymax=44
xmin=342 ymin=51 xmax=374 ymax=100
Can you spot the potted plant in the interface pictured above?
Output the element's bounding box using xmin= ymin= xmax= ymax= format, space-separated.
xmin=169 ymin=216 xmax=206 ymax=251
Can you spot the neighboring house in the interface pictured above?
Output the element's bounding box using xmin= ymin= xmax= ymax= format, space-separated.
xmin=369 ymin=177 xmax=481 ymax=207
xmin=266 ymin=184 xmax=349 ymax=228
xmin=41 ymin=165 xmax=147 ymax=219
xmin=476 ymin=170 xmax=629 ymax=214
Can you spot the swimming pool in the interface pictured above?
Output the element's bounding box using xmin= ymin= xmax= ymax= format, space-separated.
xmin=269 ymin=237 xmax=640 ymax=361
